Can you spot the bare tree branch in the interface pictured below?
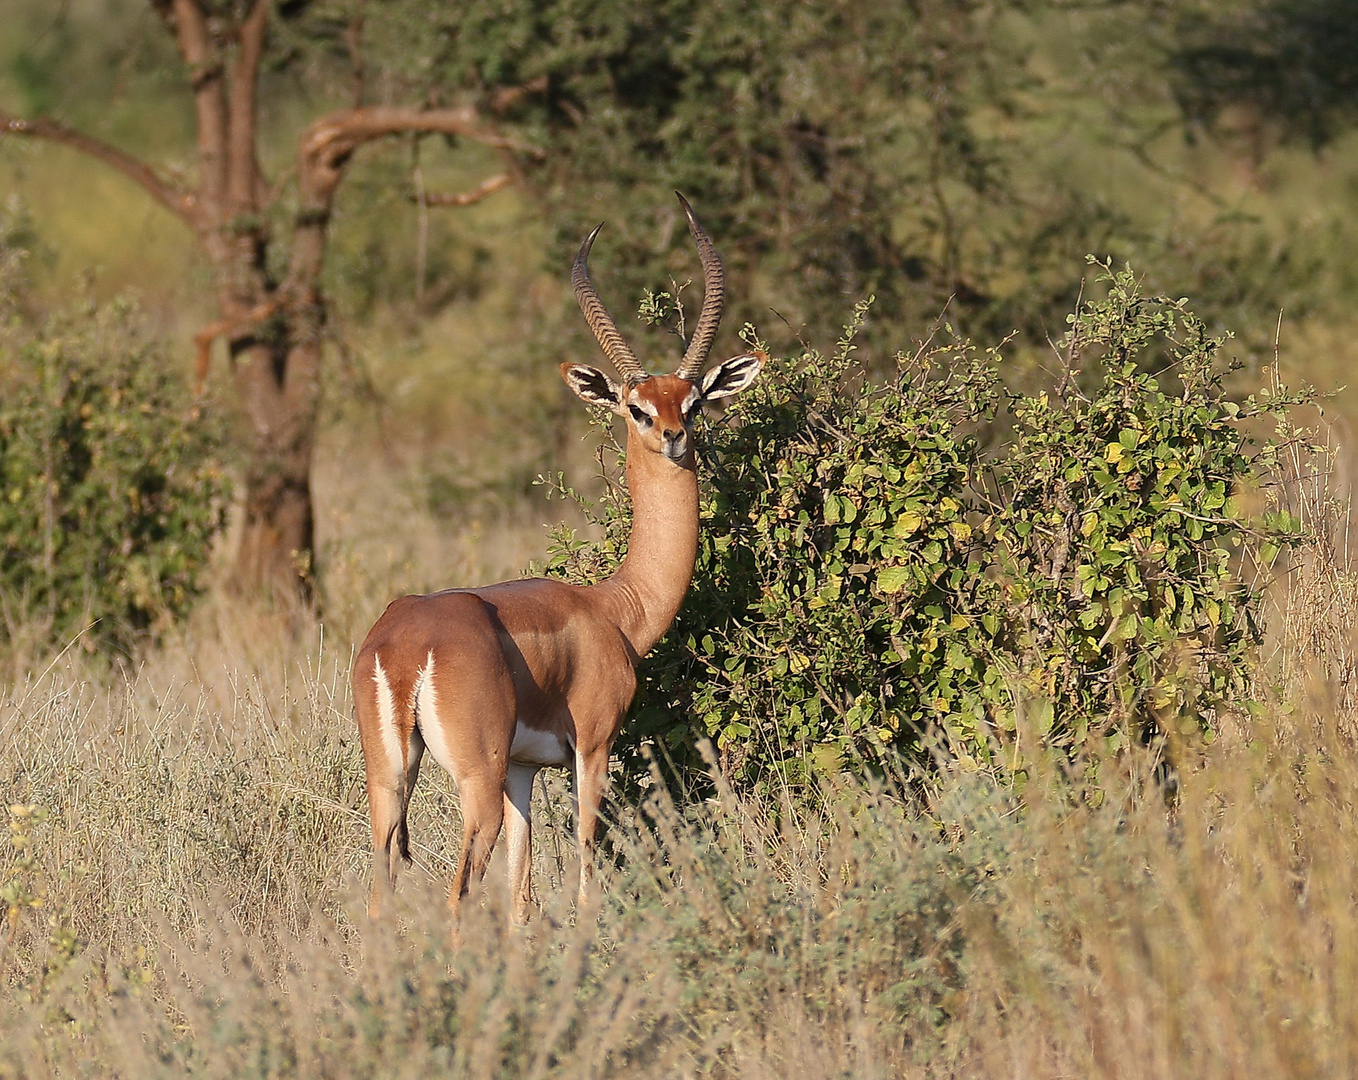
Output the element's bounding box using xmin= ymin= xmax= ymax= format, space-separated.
xmin=170 ymin=0 xmax=228 ymax=225
xmin=259 ymin=166 xmax=295 ymax=213
xmin=300 ymin=105 xmax=544 ymax=177
xmin=482 ymin=77 xmax=550 ymax=200
xmin=0 ymin=111 xmax=195 ymax=223
xmin=286 ymin=105 xmax=543 ymax=292
xmin=193 ymin=297 xmax=281 ymax=393
xmin=487 ymin=75 xmax=549 ymax=114
xmin=227 ymin=0 xmax=269 ymax=215
xmin=412 ymin=171 xmax=514 ymax=207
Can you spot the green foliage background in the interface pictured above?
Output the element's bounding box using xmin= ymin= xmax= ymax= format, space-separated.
xmin=0 ymin=222 xmax=229 ymax=654
xmin=10 ymin=0 xmax=1350 ymax=379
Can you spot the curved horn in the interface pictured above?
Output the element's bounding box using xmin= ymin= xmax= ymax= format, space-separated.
xmin=572 ymin=223 xmax=648 ymax=386
xmin=673 ymin=192 xmax=725 ymax=381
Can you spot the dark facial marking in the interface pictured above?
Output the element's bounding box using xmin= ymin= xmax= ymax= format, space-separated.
xmin=704 ymin=357 xmax=759 ymax=396
xmin=571 ymin=366 xmax=620 ymax=406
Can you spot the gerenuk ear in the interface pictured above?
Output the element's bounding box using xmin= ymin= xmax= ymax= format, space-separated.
xmin=698 ymin=352 xmax=765 ymax=401
xmin=560 ymin=363 xmax=627 ymax=414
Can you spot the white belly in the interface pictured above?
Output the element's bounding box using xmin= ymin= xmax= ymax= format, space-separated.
xmin=510 ymin=723 xmax=572 ymax=766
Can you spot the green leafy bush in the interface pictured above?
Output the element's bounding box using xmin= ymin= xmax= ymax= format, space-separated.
xmin=982 ymin=261 xmax=1307 ymax=762
xmin=546 ymin=263 xmax=1304 ymax=795
xmin=0 ymin=293 xmax=230 ymax=654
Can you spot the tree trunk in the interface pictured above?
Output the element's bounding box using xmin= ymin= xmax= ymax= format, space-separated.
xmin=206 ymin=227 xmax=325 ymax=602
xmin=230 ymin=328 xmax=322 ymax=600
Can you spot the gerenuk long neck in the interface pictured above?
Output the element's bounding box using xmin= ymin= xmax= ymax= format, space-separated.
xmin=591 ymin=426 xmax=700 ymax=660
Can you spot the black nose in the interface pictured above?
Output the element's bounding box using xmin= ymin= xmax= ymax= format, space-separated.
xmin=662 ymin=429 xmax=687 ymax=459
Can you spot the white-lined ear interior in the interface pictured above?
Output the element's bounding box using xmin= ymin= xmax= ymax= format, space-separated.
xmin=560 ymin=363 xmax=626 ymax=413
xmin=699 ymin=352 xmax=765 ymax=400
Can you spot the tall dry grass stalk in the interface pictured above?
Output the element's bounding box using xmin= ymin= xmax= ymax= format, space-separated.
xmin=1258 ymin=407 xmax=1358 ymax=735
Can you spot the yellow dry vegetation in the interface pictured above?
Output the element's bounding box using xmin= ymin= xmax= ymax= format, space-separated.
xmin=0 ymin=453 xmax=1356 ymax=1077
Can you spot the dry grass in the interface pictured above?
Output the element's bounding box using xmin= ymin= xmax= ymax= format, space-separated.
xmin=0 ymin=606 xmax=970 ymax=1078
xmin=4 ymin=432 xmax=1358 ymax=1078
xmin=3 ymin=593 xmax=1358 ymax=1077
xmin=1251 ymin=400 xmax=1358 ymax=744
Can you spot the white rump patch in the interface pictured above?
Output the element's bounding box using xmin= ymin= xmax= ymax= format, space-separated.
xmin=414 ymin=651 xmax=457 ymax=776
xmin=510 ymin=723 xmax=571 ymax=766
xmin=371 ymin=655 xmax=404 ymax=772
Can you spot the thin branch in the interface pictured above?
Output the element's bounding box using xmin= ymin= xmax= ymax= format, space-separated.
xmin=259 ymin=166 xmax=295 ymax=213
xmin=193 ymin=297 xmax=281 ymax=393
xmin=0 ymin=111 xmax=195 ymax=223
xmin=411 ymin=171 xmax=513 ymax=207
xmin=343 ymin=1 xmax=367 ymax=109
xmin=487 ymin=74 xmax=549 ymax=114
xmin=170 ymin=0 xmax=228 ymax=223
xmin=412 ymin=137 xmax=427 ymax=303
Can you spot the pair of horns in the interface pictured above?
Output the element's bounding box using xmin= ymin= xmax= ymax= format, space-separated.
xmin=572 ymin=192 xmax=725 ymax=386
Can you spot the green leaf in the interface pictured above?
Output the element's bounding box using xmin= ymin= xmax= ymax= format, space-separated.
xmin=894 ymin=510 xmax=924 ymax=536
xmin=876 ymin=565 xmax=913 ymax=594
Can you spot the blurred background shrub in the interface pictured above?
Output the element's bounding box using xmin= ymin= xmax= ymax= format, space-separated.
xmin=0 ymin=213 xmax=228 ymax=656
